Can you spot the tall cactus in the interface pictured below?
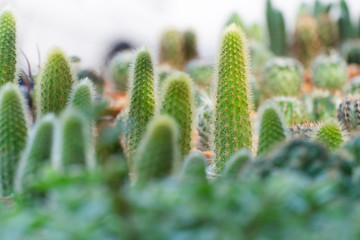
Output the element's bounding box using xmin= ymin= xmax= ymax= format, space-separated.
xmin=317 ymin=12 xmax=339 ymax=51
xmin=36 ymin=47 xmax=74 ymax=117
xmin=68 ymin=78 xmax=95 ymax=118
xmin=257 ymin=101 xmax=286 ymax=155
xmin=0 ymin=10 xmax=17 ymax=85
xmin=159 ymin=28 xmax=184 ymax=69
xmin=338 ymin=0 xmax=355 ymax=41
xmin=134 ymin=115 xmax=179 ymax=185
xmin=183 ymin=29 xmax=198 ymax=62
xmin=15 ymin=114 xmax=56 ymax=193
xmin=213 ymin=24 xmax=252 ymax=173
xmin=0 ymin=83 xmax=29 ymax=196
xmin=160 ymin=72 xmax=194 ymax=159
xmin=266 ymin=0 xmax=286 ymax=55
xmin=315 ymin=119 xmax=344 ymax=151
xmin=223 ymin=149 xmax=253 ymax=179
xmin=126 ymin=48 xmax=156 ymax=160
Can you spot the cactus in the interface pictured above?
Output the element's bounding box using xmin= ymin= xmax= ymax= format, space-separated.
xmin=266 ymin=0 xmax=286 ymax=55
xmin=0 ymin=10 xmax=17 ymax=86
xmin=0 ymin=83 xmax=29 ymax=196
xmin=36 ymin=47 xmax=74 ymax=117
xmin=337 ymin=96 xmax=360 ymax=133
xmin=196 ymin=104 xmax=213 ymax=151
xmin=249 ymin=41 xmax=273 ymax=74
xmin=317 ymin=12 xmax=339 ymax=51
xmin=273 ymin=97 xmax=303 ymax=125
xmin=53 ymin=108 xmax=95 ymax=171
xmin=341 ymin=39 xmax=360 ymax=65
xmin=134 ymin=115 xmax=179 ymax=185
xmin=68 ymin=78 xmax=96 ymax=118
xmin=213 ymin=24 xmax=252 ymax=173
xmin=345 ymin=76 xmax=360 ymax=95
xmin=157 ymin=64 xmax=174 ymax=89
xmin=108 ymin=50 xmax=133 ymax=92
xmin=225 ymin=13 xmax=246 ymax=30
xmin=77 ymin=69 xmax=104 ymax=94
xmin=223 ymin=148 xmax=253 ymax=179
xmin=185 ymin=60 xmax=213 ymax=87
xmin=126 ymin=48 xmax=156 ymax=160
xmin=289 ymin=122 xmax=318 ymax=140
xmin=159 ymin=28 xmax=184 ymax=69
xmin=183 ymin=29 xmax=198 ymax=62
xmin=338 ymin=0 xmax=356 ymax=41
xmin=181 ymin=151 xmax=207 ymax=184
xmin=257 ymin=101 xmax=287 ymax=155
xmin=15 ymin=114 xmax=56 ymax=193
xmin=160 ymin=72 xmax=194 ymax=159
xmin=302 ymin=90 xmax=337 ymax=121
xmin=293 ymin=14 xmax=320 ymax=68
xmin=312 ymin=54 xmax=347 ymax=91
xmin=263 ymin=57 xmax=304 ymax=97
xmin=315 ymin=119 xmax=344 ymax=151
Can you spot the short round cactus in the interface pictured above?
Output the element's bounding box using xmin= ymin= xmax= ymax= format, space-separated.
xmin=315 ymin=119 xmax=344 ymax=151
xmin=312 ymin=54 xmax=347 ymax=91
xmin=108 ymin=50 xmax=133 ymax=92
xmin=273 ymin=96 xmax=303 ymax=125
xmin=263 ymin=57 xmax=304 ymax=97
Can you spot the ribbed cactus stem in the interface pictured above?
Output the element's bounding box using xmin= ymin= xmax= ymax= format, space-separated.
xmin=181 ymin=151 xmax=207 ymax=184
xmin=126 ymin=48 xmax=156 ymax=161
xmin=257 ymin=101 xmax=286 ymax=155
xmin=15 ymin=114 xmax=56 ymax=193
xmin=0 ymin=10 xmax=17 ymax=85
xmin=315 ymin=119 xmax=344 ymax=151
xmin=213 ymin=24 xmax=252 ymax=173
xmin=337 ymin=96 xmax=360 ymax=133
xmin=223 ymin=148 xmax=253 ymax=179
xmin=134 ymin=115 xmax=179 ymax=185
xmin=68 ymin=77 xmax=96 ymax=118
xmin=160 ymin=72 xmax=194 ymax=159
xmin=37 ymin=47 xmax=74 ymax=117
xmin=0 ymin=83 xmax=29 ymax=196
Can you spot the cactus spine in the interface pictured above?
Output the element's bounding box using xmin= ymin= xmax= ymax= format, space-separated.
xmin=0 ymin=83 xmax=29 ymax=196
xmin=213 ymin=24 xmax=252 ymax=173
xmin=37 ymin=47 xmax=74 ymax=117
xmin=160 ymin=72 xmax=194 ymax=159
xmin=257 ymin=101 xmax=286 ymax=155
xmin=315 ymin=119 xmax=344 ymax=151
xmin=15 ymin=114 xmax=56 ymax=193
xmin=181 ymin=151 xmax=207 ymax=184
xmin=134 ymin=115 xmax=179 ymax=185
xmin=126 ymin=48 xmax=156 ymax=160
xmin=0 ymin=10 xmax=17 ymax=85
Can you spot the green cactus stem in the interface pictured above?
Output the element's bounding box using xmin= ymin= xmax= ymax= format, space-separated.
xmin=108 ymin=50 xmax=133 ymax=92
xmin=0 ymin=10 xmax=17 ymax=86
xmin=0 ymin=83 xmax=29 ymax=196
xmin=183 ymin=29 xmax=198 ymax=62
xmin=315 ymin=119 xmax=344 ymax=151
xmin=223 ymin=148 xmax=253 ymax=179
xmin=68 ymin=77 xmax=96 ymax=118
xmin=337 ymin=96 xmax=360 ymax=133
xmin=159 ymin=28 xmax=184 ymax=69
xmin=36 ymin=47 xmax=74 ymax=117
xmin=134 ymin=115 xmax=179 ymax=185
xmin=196 ymin=103 xmax=213 ymax=151
xmin=302 ymin=90 xmax=337 ymax=121
xmin=213 ymin=24 xmax=252 ymax=173
xmin=257 ymin=101 xmax=287 ymax=155
xmin=181 ymin=151 xmax=207 ymax=185
xmin=273 ymin=96 xmax=303 ymax=125
xmin=160 ymin=72 xmax=194 ymax=159
xmin=266 ymin=0 xmax=286 ymax=55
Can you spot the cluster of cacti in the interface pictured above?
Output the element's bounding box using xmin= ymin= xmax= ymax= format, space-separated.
xmin=266 ymin=0 xmax=286 ymax=55
xmin=108 ymin=50 xmax=133 ymax=92
xmin=263 ymin=57 xmax=304 ymax=97
xmin=273 ymin=97 xmax=303 ymax=125
xmin=312 ymin=54 xmax=347 ymax=91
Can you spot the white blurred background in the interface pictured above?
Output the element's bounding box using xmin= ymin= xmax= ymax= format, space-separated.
xmin=2 ymin=0 xmax=360 ymax=73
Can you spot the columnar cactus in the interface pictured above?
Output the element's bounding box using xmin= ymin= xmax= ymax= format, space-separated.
xmin=134 ymin=115 xmax=179 ymax=185
xmin=303 ymin=90 xmax=337 ymax=121
xmin=108 ymin=50 xmax=133 ymax=92
xmin=213 ymin=24 xmax=252 ymax=173
xmin=266 ymin=0 xmax=286 ymax=55
xmin=183 ymin=29 xmax=198 ymax=62
xmin=0 ymin=10 xmax=17 ymax=86
xmin=160 ymin=72 xmax=194 ymax=159
xmin=263 ymin=57 xmax=304 ymax=97
xmin=181 ymin=151 xmax=207 ymax=184
xmin=315 ymin=119 xmax=344 ymax=151
xmin=53 ymin=108 xmax=95 ymax=171
xmin=36 ymin=47 xmax=74 ymax=117
xmin=0 ymin=83 xmax=29 ymax=196
xmin=223 ymin=148 xmax=253 ymax=179
xmin=159 ymin=28 xmax=184 ymax=69
xmin=68 ymin=78 xmax=96 ymax=118
xmin=293 ymin=14 xmax=320 ymax=68
xmin=126 ymin=48 xmax=155 ymax=160
xmin=312 ymin=54 xmax=347 ymax=91
xmin=257 ymin=101 xmax=286 ymax=155
xmin=196 ymin=104 xmax=213 ymax=151
xmin=15 ymin=114 xmax=56 ymax=193
xmin=338 ymin=0 xmax=356 ymax=41
xmin=317 ymin=12 xmax=339 ymax=51
xmin=273 ymin=97 xmax=303 ymax=125
xmin=337 ymin=96 xmax=360 ymax=133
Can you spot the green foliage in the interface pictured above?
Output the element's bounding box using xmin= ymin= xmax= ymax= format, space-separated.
xmin=337 ymin=96 xmax=360 ymax=133
xmin=183 ymin=29 xmax=198 ymax=62
xmin=108 ymin=50 xmax=133 ymax=92
xmin=315 ymin=119 xmax=344 ymax=151
xmin=185 ymin=60 xmax=213 ymax=86
xmin=196 ymin=103 xmax=213 ymax=151
xmin=160 ymin=72 xmax=194 ymax=158
xmin=257 ymin=101 xmax=286 ymax=155
xmin=266 ymin=0 xmax=286 ymax=55
xmin=213 ymin=24 xmax=252 ymax=173
xmin=134 ymin=115 xmax=179 ymax=185
xmin=68 ymin=78 xmax=95 ymax=118
xmin=303 ymin=90 xmax=337 ymax=121
xmin=0 ymin=83 xmax=29 ymax=196
xmin=159 ymin=28 xmax=184 ymax=69
xmin=37 ymin=47 xmax=74 ymax=117
xmin=263 ymin=57 xmax=304 ymax=97
xmin=312 ymin=54 xmax=347 ymax=91
xmin=181 ymin=151 xmax=207 ymax=185
xmin=223 ymin=148 xmax=253 ymax=179
xmin=0 ymin=10 xmax=17 ymax=85
xmin=273 ymin=97 xmax=303 ymax=125
xmin=126 ymin=48 xmax=155 ymax=160
xmin=15 ymin=114 xmax=55 ymax=193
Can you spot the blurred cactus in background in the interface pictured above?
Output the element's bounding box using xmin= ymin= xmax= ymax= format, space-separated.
xmin=337 ymin=96 xmax=360 ymax=133
xmin=338 ymin=0 xmax=356 ymax=41
xmin=183 ymin=29 xmax=198 ymax=62
xmin=317 ymin=11 xmax=339 ymax=52
xmin=196 ymin=103 xmax=213 ymax=151
xmin=68 ymin=78 xmax=96 ymax=118
xmin=108 ymin=50 xmax=133 ymax=92
xmin=341 ymin=39 xmax=360 ymax=65
xmin=345 ymin=76 xmax=360 ymax=95
xmin=266 ymin=0 xmax=286 ymax=55
xmin=273 ymin=97 xmax=303 ymax=125
xmin=181 ymin=151 xmax=207 ymax=185
xmin=303 ymin=90 xmax=337 ymax=121
xmin=249 ymin=41 xmax=274 ymax=74
xmin=185 ymin=60 xmax=213 ymax=87
xmin=77 ymin=69 xmax=104 ymax=95
xmin=289 ymin=122 xmax=317 ymax=140
xmin=159 ymin=28 xmax=184 ymax=69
